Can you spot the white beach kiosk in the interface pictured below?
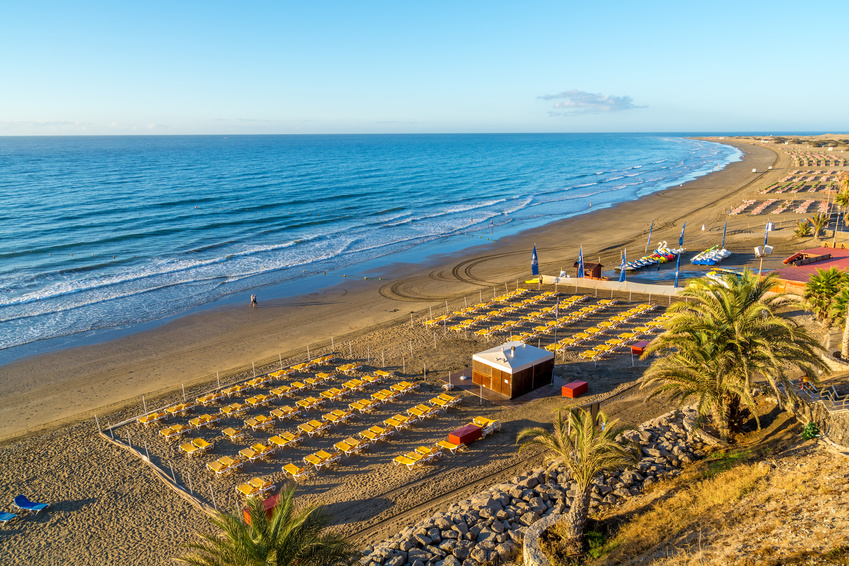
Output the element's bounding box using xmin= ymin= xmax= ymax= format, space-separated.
xmin=471 ymin=341 xmax=554 ymax=399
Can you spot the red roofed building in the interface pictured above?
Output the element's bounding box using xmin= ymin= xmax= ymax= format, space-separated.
xmin=771 ymin=246 xmax=849 ymax=294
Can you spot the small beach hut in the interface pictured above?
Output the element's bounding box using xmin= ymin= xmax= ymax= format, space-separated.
xmin=472 ymin=341 xmax=554 ymax=399
xmin=573 ymin=261 xmax=603 ymax=279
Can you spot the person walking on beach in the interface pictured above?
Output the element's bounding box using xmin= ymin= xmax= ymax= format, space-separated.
xmin=250 ymin=294 xmax=257 ymax=308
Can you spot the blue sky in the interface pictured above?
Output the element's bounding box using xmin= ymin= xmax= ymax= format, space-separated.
xmin=2 ymin=1 xmax=848 ymax=135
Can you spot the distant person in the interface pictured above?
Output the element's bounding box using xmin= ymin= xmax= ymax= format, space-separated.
xmin=250 ymin=294 xmax=257 ymax=308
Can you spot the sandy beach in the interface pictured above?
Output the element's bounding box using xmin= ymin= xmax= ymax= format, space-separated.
xmin=0 ymin=138 xmax=780 ymax=443
xmin=3 ymin=136 xmax=847 ymax=565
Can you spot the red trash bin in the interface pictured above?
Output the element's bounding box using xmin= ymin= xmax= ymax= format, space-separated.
xmin=562 ymin=380 xmax=588 ymax=398
xmin=449 ymin=424 xmax=482 ymax=445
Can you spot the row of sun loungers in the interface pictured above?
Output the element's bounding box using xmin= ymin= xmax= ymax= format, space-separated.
xmin=392 ymin=416 xmax=496 ymax=471
xmin=280 ymin=393 xmax=462 ymax=482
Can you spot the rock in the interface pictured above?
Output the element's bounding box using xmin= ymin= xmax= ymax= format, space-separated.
xmin=519 ymin=475 xmax=539 ymax=489
xmin=491 ymin=519 xmax=505 ymax=533
xmin=413 ymin=535 xmax=432 ymax=547
xmin=469 ymin=548 xmax=490 ymax=563
xmin=439 ymin=540 xmax=457 ymax=553
xmin=441 ymin=556 xmax=462 ymax=566
xmin=383 ymin=555 xmax=405 ymax=566
xmin=435 ymin=517 xmax=453 ymax=530
xmin=442 ymin=530 xmax=459 ymax=540
xmin=452 ymin=543 xmax=471 ymax=560
xmin=400 ymin=539 xmax=416 ymax=552
xmin=495 ymin=541 xmax=519 ymax=561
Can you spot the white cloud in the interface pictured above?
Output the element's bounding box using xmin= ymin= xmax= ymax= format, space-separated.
xmin=538 ymin=90 xmax=646 ymax=116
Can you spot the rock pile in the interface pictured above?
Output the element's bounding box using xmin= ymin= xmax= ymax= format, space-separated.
xmin=360 ymin=407 xmax=708 ymax=566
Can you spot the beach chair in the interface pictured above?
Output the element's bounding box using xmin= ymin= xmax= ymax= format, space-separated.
xmin=282 ymin=463 xmax=310 ymax=483
xmin=297 ymin=422 xmax=316 ymax=437
xmin=11 ymin=495 xmax=47 ymax=516
xmin=137 ymin=411 xmax=166 ymax=426
xmin=415 ymin=404 xmax=438 ymax=419
xmin=397 ymin=452 xmax=425 ymax=471
xmin=207 ymin=460 xmax=229 ymax=476
xmin=472 ymin=416 xmax=501 ymax=437
xmin=415 ymin=445 xmax=442 ymax=462
xmin=436 ymin=439 xmax=467 ymax=455
xmin=407 ymin=407 xmax=426 ymax=421
xmin=281 ymin=431 xmax=303 ymax=447
xmin=188 ymin=415 xmax=212 ymax=429
xmin=359 ymin=429 xmax=379 ymax=443
xmin=219 ymin=456 xmax=242 ymax=473
xmin=304 ymin=452 xmax=331 ymax=471
xmin=391 ymin=414 xmax=412 ymax=429
xmin=239 ymin=447 xmax=261 ymax=463
xmin=309 ymin=419 xmax=330 ymax=436
xmin=393 ymin=454 xmax=421 ymax=471
xmin=437 ymin=393 xmax=461 ymax=407
xmin=0 ymin=512 xmax=16 ymax=525
xmin=429 ymin=397 xmax=449 ymax=411
xmin=343 ymin=436 xmax=367 ymax=455
xmin=270 ymin=386 xmax=291 ymax=398
xmin=236 ymin=481 xmax=260 ymax=498
xmin=384 ymin=417 xmax=402 ymax=431
xmin=222 ymin=427 xmax=244 ymax=441
xmin=322 ymin=412 xmax=341 ymax=425
xmin=192 ymin=438 xmax=213 ymax=454
xmin=331 ymin=409 xmax=352 ymax=423
xmin=160 ymin=424 xmax=189 ymax=441
xmin=369 ymin=425 xmax=393 ymax=440
xmin=252 ymin=415 xmax=274 ymax=431
xmin=180 ymin=441 xmax=200 ymax=457
xmin=248 ymin=477 xmax=275 ymax=497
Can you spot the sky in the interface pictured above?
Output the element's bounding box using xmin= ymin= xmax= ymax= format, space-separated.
xmin=2 ymin=0 xmax=848 ymax=135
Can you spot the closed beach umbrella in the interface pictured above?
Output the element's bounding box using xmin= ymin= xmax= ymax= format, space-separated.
xmin=678 ymin=221 xmax=686 ymax=248
xmin=531 ymin=245 xmax=539 ymax=277
xmin=577 ymin=245 xmax=584 ymax=278
xmin=645 ymin=220 xmax=654 ymax=253
xmin=721 ymin=219 xmax=728 ymax=249
xmin=618 ymin=248 xmax=626 ymax=283
xmin=673 ymin=251 xmax=681 ymax=288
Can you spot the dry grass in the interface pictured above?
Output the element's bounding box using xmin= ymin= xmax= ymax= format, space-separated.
xmin=590 ymin=459 xmax=770 ymax=564
xmin=573 ymin=400 xmax=849 ymax=565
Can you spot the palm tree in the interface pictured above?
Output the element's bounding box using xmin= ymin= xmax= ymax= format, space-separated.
xmin=517 ymin=408 xmax=638 ymax=556
xmin=178 ymin=485 xmax=355 ymax=566
xmin=794 ymin=219 xmax=812 ymax=239
xmin=809 ymin=212 xmax=829 ymax=239
xmin=830 ymin=286 xmax=849 ymax=359
xmin=643 ymin=270 xmax=828 ymax=439
xmin=804 ymin=267 xmax=845 ymax=350
xmin=641 ymin=328 xmax=754 ymax=440
xmin=833 ymin=186 xmax=849 ymax=246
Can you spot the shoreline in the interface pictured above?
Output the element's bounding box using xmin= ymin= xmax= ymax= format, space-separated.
xmin=0 ymin=138 xmax=779 ymax=442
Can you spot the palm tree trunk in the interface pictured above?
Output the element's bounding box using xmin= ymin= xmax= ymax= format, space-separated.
xmin=842 ymin=315 xmax=849 ymax=359
xmin=562 ymin=486 xmax=592 ymax=555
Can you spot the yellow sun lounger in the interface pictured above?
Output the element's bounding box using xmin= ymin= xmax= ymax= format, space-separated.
xmin=192 ymin=438 xmax=213 ymax=453
xmin=282 ymin=463 xmax=310 ymax=482
xmin=393 ymin=454 xmax=422 ymax=471
xmin=358 ymin=429 xmax=379 ymax=442
xmin=436 ymin=439 xmax=467 ymax=455
xmin=221 ymin=427 xmax=244 ymax=441
xmin=180 ymin=442 xmax=200 ymax=457
xmin=369 ymin=425 xmax=393 ymax=440
xmin=270 ymin=386 xmax=292 ymax=398
xmin=236 ymin=477 xmax=274 ymax=498
xmin=137 ymin=412 xmax=166 ymax=426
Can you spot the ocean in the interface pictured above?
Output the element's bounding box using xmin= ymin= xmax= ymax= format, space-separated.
xmin=0 ymin=133 xmax=740 ymax=360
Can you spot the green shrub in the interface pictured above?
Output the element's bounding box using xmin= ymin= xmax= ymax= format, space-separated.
xmin=801 ymin=422 xmax=820 ymax=440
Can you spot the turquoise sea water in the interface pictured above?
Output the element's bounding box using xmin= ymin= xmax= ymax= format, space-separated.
xmin=0 ymin=134 xmax=740 ymax=357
